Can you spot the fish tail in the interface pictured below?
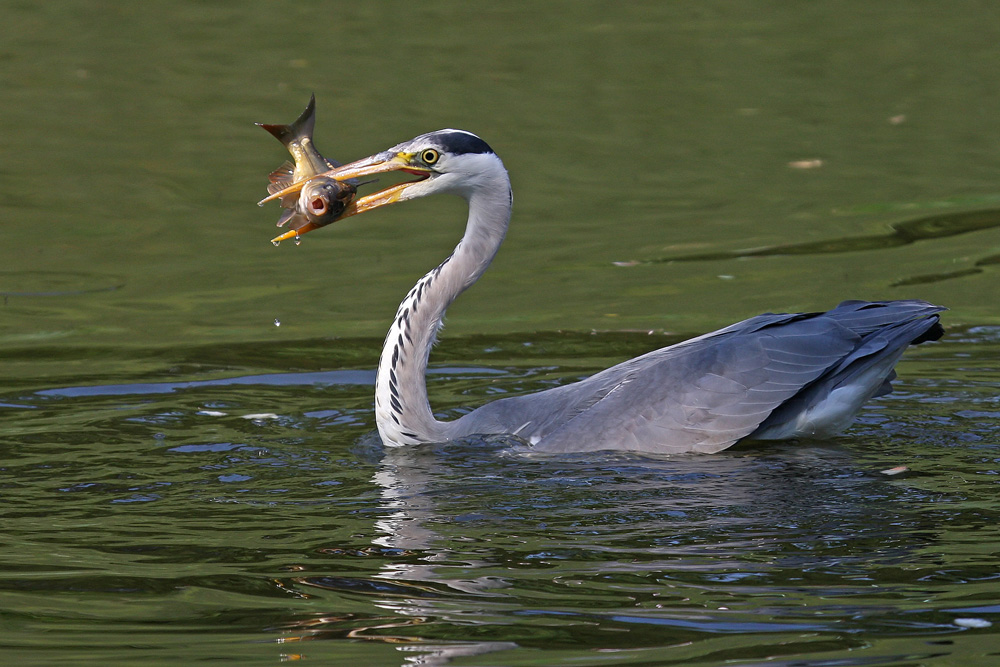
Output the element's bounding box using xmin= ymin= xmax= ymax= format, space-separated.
xmin=256 ymin=93 xmax=317 ymax=147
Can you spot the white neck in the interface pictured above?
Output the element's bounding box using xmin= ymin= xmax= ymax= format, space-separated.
xmin=374 ymin=163 xmax=512 ymax=446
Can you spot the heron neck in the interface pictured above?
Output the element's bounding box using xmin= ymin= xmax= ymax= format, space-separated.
xmin=375 ymin=175 xmax=512 ymax=446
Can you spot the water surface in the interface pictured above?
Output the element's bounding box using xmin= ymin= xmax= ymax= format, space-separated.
xmin=1 ymin=2 xmax=999 ymax=664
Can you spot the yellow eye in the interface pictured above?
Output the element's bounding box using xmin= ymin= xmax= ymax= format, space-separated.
xmin=420 ymin=149 xmax=440 ymax=165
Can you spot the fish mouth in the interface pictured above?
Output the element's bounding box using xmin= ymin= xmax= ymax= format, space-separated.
xmin=308 ymin=195 xmax=328 ymax=215
xmin=262 ymin=152 xmax=432 ymax=244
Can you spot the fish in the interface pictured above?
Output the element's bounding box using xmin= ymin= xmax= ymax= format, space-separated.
xmin=257 ymin=95 xmax=357 ymax=244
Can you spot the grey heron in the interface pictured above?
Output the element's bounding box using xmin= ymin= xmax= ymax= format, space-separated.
xmin=266 ymin=129 xmax=944 ymax=454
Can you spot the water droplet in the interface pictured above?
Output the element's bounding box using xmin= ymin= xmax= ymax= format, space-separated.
xmin=294 ymin=234 xmax=302 ymax=246
xmin=274 ymin=319 xmax=281 ymax=327
xmin=272 ymin=239 xmax=280 ymax=247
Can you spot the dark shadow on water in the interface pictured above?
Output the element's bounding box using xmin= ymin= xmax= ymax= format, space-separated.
xmin=634 ymin=209 xmax=1000 ymax=287
xmin=0 ymin=270 xmax=126 ymax=298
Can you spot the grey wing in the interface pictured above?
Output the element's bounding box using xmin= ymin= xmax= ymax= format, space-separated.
xmin=453 ymin=300 xmax=942 ymax=455
xmin=532 ymin=316 xmax=859 ymax=454
xmin=750 ymin=301 xmax=944 ymax=439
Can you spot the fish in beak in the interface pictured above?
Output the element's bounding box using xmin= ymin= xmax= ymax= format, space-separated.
xmin=256 ymin=95 xmax=358 ymax=243
xmin=260 ymin=150 xmax=433 ymax=245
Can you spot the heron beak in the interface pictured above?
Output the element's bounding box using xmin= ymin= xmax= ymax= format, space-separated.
xmin=265 ymin=151 xmax=432 ymax=244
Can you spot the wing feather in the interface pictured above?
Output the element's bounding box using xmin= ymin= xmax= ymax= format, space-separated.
xmin=451 ymin=300 xmax=943 ymax=454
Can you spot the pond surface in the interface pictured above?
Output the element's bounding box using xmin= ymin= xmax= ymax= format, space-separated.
xmin=2 ymin=2 xmax=1000 ymax=665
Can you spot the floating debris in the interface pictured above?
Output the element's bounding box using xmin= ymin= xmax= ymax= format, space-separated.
xmin=788 ymin=159 xmax=824 ymax=170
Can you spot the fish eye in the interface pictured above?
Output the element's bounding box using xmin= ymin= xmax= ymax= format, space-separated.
xmin=420 ymin=149 xmax=440 ymax=165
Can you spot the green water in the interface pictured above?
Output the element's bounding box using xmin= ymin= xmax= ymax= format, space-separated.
xmin=2 ymin=2 xmax=1000 ymax=665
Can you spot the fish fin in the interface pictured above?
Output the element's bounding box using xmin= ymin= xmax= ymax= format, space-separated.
xmin=256 ymin=94 xmax=316 ymax=148
xmin=277 ymin=211 xmax=316 ymax=231
xmin=276 ymin=209 xmax=303 ymax=228
xmin=267 ymin=161 xmax=296 ymax=193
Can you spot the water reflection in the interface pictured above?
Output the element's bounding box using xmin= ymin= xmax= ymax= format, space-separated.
xmin=293 ymin=441 xmax=518 ymax=665
xmin=292 ymin=438 xmax=932 ymax=664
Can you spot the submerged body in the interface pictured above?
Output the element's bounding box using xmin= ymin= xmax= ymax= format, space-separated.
xmin=257 ymin=95 xmax=356 ymax=243
xmin=261 ymin=114 xmax=944 ymax=454
xmin=440 ymin=300 xmax=943 ymax=454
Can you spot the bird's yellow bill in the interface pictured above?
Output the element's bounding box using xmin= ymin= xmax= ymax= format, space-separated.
xmin=266 ymin=152 xmax=430 ymax=244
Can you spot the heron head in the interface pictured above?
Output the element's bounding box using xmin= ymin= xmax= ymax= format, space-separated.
xmin=262 ymin=130 xmax=504 ymax=243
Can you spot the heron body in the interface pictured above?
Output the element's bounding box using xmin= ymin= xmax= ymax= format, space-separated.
xmin=282 ymin=129 xmax=944 ymax=454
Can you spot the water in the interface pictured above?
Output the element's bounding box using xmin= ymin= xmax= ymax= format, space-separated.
xmin=3 ymin=330 xmax=1000 ymax=664
xmin=2 ymin=2 xmax=1000 ymax=664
